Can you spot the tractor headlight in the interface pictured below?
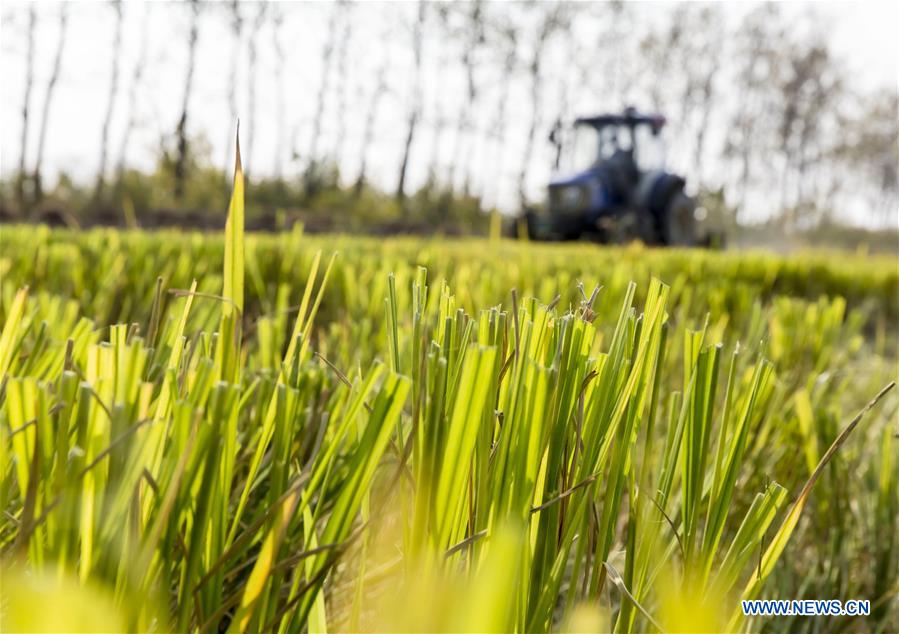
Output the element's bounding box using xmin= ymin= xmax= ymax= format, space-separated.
xmin=562 ymin=186 xmax=584 ymax=209
xmin=550 ymin=184 xmax=587 ymax=213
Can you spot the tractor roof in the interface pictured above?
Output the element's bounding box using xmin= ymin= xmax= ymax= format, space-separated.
xmin=575 ymin=110 xmax=666 ymax=131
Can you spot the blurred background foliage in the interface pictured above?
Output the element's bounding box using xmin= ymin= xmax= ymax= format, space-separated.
xmin=0 ymin=1 xmax=896 ymax=248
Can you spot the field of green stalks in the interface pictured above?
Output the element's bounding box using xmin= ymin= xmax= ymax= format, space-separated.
xmin=1 ymin=157 xmax=896 ymax=633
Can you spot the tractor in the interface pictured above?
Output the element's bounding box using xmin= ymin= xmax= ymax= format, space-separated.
xmin=524 ymin=107 xmax=702 ymax=246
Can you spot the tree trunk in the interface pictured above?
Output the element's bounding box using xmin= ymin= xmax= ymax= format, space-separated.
xmin=306 ymin=4 xmax=340 ymax=199
xmin=16 ymin=6 xmax=36 ymax=212
xmin=448 ymin=2 xmax=483 ymax=197
xmin=333 ymin=10 xmax=352 ymax=176
xmin=95 ymin=1 xmax=124 ymax=203
xmin=223 ymin=1 xmax=243 ymax=179
xmin=396 ymin=112 xmax=419 ymax=204
xmin=246 ymin=3 xmax=267 ymax=181
xmin=174 ymin=0 xmax=201 ymax=202
xmin=426 ymin=47 xmax=450 ymax=186
xmin=517 ymin=8 xmax=564 ymax=208
xmin=354 ymin=63 xmax=388 ymax=198
xmin=33 ymin=5 xmax=69 ymax=203
xmin=116 ymin=6 xmax=150 ymax=189
xmin=482 ymin=28 xmax=516 ymax=210
xmin=692 ymin=71 xmax=716 ymax=184
xmin=691 ymin=11 xmax=722 ymax=187
xmin=395 ymin=2 xmax=425 ymax=206
xmin=518 ymin=56 xmax=542 ymax=208
xmin=272 ymin=8 xmax=285 ymax=180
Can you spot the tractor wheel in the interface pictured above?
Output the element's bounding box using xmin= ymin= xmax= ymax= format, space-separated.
xmin=661 ymin=191 xmax=697 ymax=246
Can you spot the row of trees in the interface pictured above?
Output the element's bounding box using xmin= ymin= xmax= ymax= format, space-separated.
xmin=4 ymin=1 xmax=897 ymax=228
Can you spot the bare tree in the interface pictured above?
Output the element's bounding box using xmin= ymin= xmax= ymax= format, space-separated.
xmin=425 ymin=7 xmax=452 ymax=185
xmin=246 ymin=2 xmax=267 ymax=180
xmin=332 ymin=6 xmax=353 ymax=176
xmin=689 ymin=7 xmax=724 ymax=184
xmin=116 ymin=5 xmax=150 ymax=188
xmin=395 ymin=1 xmax=425 ymax=205
xmin=639 ymin=16 xmax=675 ymax=113
xmin=834 ymin=92 xmax=899 ymax=223
xmin=597 ymin=1 xmax=630 ymax=110
xmin=640 ymin=5 xmax=723 ymax=181
xmin=95 ymin=0 xmax=125 ymax=202
xmin=354 ymin=56 xmax=389 ymax=197
xmin=555 ymin=29 xmax=581 ymax=123
xmin=305 ymin=2 xmax=341 ymax=197
xmin=724 ymin=4 xmax=785 ymax=219
xmin=482 ymin=21 xmax=518 ymax=209
xmin=223 ymin=1 xmax=244 ymax=177
xmin=638 ymin=4 xmax=691 ymax=157
xmin=16 ymin=5 xmax=36 ymax=210
xmin=518 ymin=5 xmax=567 ymax=207
xmin=271 ymin=6 xmax=286 ymax=180
xmin=447 ymin=1 xmax=485 ymax=196
xmin=33 ymin=4 xmax=69 ymax=203
xmin=776 ymin=39 xmax=844 ymax=226
xmin=174 ymin=0 xmax=201 ymax=202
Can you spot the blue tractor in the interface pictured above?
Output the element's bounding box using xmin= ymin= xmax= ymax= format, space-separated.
xmin=525 ymin=107 xmax=700 ymax=246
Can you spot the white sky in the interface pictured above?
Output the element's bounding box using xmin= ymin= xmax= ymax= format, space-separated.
xmin=1 ymin=0 xmax=897 ymax=215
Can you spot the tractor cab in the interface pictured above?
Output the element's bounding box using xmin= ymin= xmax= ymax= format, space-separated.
xmin=528 ymin=107 xmax=697 ymax=245
xmin=556 ymin=111 xmax=665 ymax=179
